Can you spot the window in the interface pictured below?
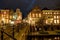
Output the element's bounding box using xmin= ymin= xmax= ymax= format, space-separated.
xmin=54 ymin=16 xmax=56 ymax=19
xmin=54 ymin=20 xmax=56 ymax=24
xmin=32 ymin=13 xmax=35 ymax=18
xmin=39 ymin=13 xmax=41 ymax=17
xmin=4 ymin=11 xmax=6 ymax=14
xmin=54 ymin=20 xmax=59 ymax=24
xmin=46 ymin=12 xmax=48 ymax=14
xmin=54 ymin=37 xmax=60 ymax=40
xmin=48 ymin=12 xmax=52 ymax=14
xmin=48 ymin=12 xmax=50 ymax=14
xmin=54 ymin=12 xmax=57 ymax=14
xmin=36 ymin=13 xmax=38 ymax=17
xmin=57 ymin=20 xmax=59 ymax=24
xmin=57 ymin=16 xmax=59 ymax=18
xmin=45 ymin=19 xmax=53 ymax=24
xmin=50 ymin=12 xmax=52 ymax=14
xmin=46 ymin=20 xmax=48 ymax=24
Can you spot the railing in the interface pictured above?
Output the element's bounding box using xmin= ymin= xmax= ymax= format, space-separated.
xmin=0 ymin=23 xmax=23 ymax=40
xmin=0 ymin=28 xmax=17 ymax=40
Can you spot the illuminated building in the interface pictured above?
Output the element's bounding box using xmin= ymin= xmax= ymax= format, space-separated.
xmin=27 ymin=6 xmax=60 ymax=32
xmin=0 ymin=8 xmax=22 ymax=25
xmin=42 ymin=10 xmax=60 ymax=25
xmin=0 ymin=10 xmax=10 ymax=24
xmin=28 ymin=7 xmax=60 ymax=26
xmin=14 ymin=8 xmax=22 ymax=24
xmin=27 ymin=6 xmax=42 ymax=25
xmin=27 ymin=8 xmax=60 ymax=40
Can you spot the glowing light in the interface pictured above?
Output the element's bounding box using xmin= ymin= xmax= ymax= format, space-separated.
xmin=57 ymin=16 xmax=59 ymax=18
xmin=54 ymin=16 xmax=56 ymax=18
xmin=29 ymin=18 xmax=32 ymax=20
xmin=46 ymin=20 xmax=48 ymax=24
xmin=32 ymin=13 xmax=35 ymax=17
xmin=50 ymin=18 xmax=53 ymax=20
xmin=13 ymin=16 xmax=17 ymax=20
xmin=54 ymin=12 xmax=56 ymax=14
xmin=54 ymin=37 xmax=57 ymax=39
xmin=23 ymin=19 xmax=26 ymax=22
xmin=36 ymin=13 xmax=38 ymax=17
xmin=49 ymin=39 xmax=51 ymax=40
xmin=39 ymin=13 xmax=41 ymax=17
xmin=4 ymin=11 xmax=6 ymax=14
xmin=46 ymin=18 xmax=53 ymax=24
xmin=57 ymin=20 xmax=59 ymax=24
xmin=2 ymin=18 xmax=5 ymax=21
xmin=54 ymin=20 xmax=56 ymax=24
xmin=10 ymin=21 xmax=14 ymax=24
xmin=46 ymin=12 xmax=48 ymax=14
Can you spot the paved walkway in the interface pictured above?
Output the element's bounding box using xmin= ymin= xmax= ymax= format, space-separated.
xmin=15 ymin=25 xmax=30 ymax=40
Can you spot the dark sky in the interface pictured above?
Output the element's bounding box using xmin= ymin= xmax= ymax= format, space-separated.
xmin=0 ymin=0 xmax=60 ymax=17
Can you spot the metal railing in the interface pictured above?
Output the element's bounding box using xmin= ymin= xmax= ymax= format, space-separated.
xmin=0 ymin=28 xmax=17 ymax=40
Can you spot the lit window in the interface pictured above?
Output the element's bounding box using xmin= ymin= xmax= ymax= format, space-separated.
xmin=46 ymin=12 xmax=48 ymax=14
xmin=54 ymin=20 xmax=56 ymax=24
xmin=32 ymin=14 xmax=35 ymax=17
xmin=54 ymin=12 xmax=57 ymax=14
xmin=54 ymin=37 xmax=57 ymax=39
xmin=58 ymin=37 xmax=60 ymax=39
xmin=10 ymin=16 xmax=12 ymax=19
xmin=46 ymin=20 xmax=48 ymax=24
xmin=48 ymin=12 xmax=52 ymax=14
xmin=46 ymin=19 xmax=53 ymax=24
xmin=2 ymin=14 xmax=3 ymax=17
xmin=4 ymin=11 xmax=6 ymax=14
xmin=57 ymin=20 xmax=59 ymax=24
xmin=57 ymin=16 xmax=59 ymax=18
xmin=50 ymin=12 xmax=52 ymax=14
xmin=54 ymin=16 xmax=56 ymax=19
xmin=36 ymin=14 xmax=38 ymax=17
xmin=48 ymin=12 xmax=50 ymax=14
xmin=39 ymin=13 xmax=41 ymax=17
xmin=49 ymin=39 xmax=51 ymax=40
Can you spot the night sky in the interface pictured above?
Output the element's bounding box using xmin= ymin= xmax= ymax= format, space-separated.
xmin=0 ymin=0 xmax=60 ymax=17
